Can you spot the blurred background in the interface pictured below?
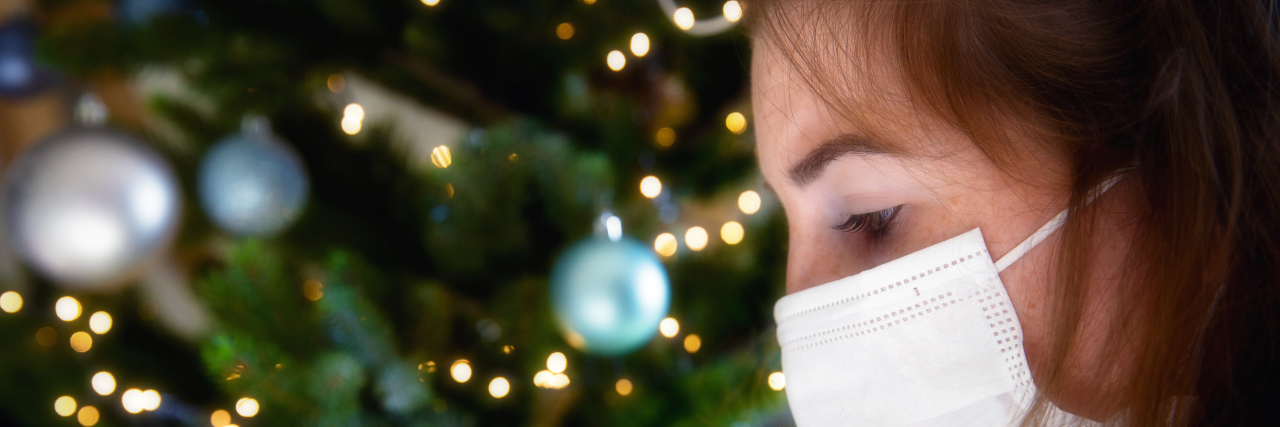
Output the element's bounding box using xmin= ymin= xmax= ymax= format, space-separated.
xmin=0 ymin=0 xmax=791 ymax=425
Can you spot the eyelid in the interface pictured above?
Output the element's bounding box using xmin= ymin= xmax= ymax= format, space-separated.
xmin=831 ymin=205 xmax=903 ymax=235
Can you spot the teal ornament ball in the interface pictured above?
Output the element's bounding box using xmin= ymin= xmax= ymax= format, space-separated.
xmin=198 ymin=125 xmax=308 ymax=237
xmin=550 ymin=237 xmax=671 ymax=356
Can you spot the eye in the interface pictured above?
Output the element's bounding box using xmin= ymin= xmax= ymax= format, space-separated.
xmin=832 ymin=205 xmax=903 ymax=241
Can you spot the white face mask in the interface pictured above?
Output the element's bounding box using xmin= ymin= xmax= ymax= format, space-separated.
xmin=774 ymin=177 xmax=1121 ymax=426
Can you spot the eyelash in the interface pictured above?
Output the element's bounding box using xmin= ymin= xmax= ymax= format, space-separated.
xmin=832 ymin=205 xmax=903 ymax=241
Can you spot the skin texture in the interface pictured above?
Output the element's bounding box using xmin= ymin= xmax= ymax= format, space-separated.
xmin=752 ymin=37 xmax=1139 ymax=420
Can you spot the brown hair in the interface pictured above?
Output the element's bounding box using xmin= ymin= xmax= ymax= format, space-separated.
xmin=750 ymin=0 xmax=1280 ymax=425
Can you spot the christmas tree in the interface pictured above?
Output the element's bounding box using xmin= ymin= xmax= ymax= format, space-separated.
xmin=0 ymin=0 xmax=793 ymax=425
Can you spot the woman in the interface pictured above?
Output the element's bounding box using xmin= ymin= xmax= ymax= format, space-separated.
xmin=750 ymin=0 xmax=1280 ymax=425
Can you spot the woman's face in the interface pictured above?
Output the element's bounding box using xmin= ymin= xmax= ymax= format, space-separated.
xmin=752 ymin=37 xmax=1136 ymax=419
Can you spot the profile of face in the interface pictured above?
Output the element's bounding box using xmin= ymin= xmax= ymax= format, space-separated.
xmin=752 ymin=34 xmax=1139 ymax=419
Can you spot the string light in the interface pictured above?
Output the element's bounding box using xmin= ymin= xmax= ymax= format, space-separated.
xmin=725 ymin=112 xmax=747 ymax=134
xmin=211 ymin=409 xmax=232 ymax=427
xmin=533 ymin=370 xmax=553 ymax=387
xmin=615 ymin=378 xmax=633 ymax=396
xmin=341 ymin=103 xmax=364 ymax=135
xmin=36 ymin=327 xmax=56 ymax=347
xmin=685 ymin=227 xmax=708 ymax=251
xmin=549 ymin=373 xmax=571 ymax=388
xmin=683 ymin=334 xmax=702 ymax=353
xmin=450 ymin=360 xmax=472 ymax=383
xmin=303 ymin=279 xmax=324 ymax=301
xmin=768 ymin=372 xmax=786 ymax=390
xmin=673 ymin=7 xmax=695 ymax=30
xmin=607 ymin=50 xmax=626 ymax=71
xmin=630 ymin=33 xmax=650 ymax=57
xmin=723 ymin=1 xmax=743 ymax=22
xmin=56 ymin=296 xmax=82 ymax=321
xmin=659 ymin=317 xmax=679 ymax=337
xmin=70 ymin=332 xmax=93 ymax=353
xmin=721 ymin=221 xmax=744 ymax=245
xmin=55 ymin=396 xmax=77 ymax=417
xmin=639 ymin=176 xmax=662 ymax=198
xmin=92 ymin=372 xmax=116 ymax=395
xmin=445 ymin=183 xmax=455 ymax=198
xmin=77 ymin=406 xmax=99 ymax=426
xmin=655 ymin=127 xmax=676 ymax=147
xmin=583 ymin=0 xmax=596 ymax=4
xmin=140 ymin=390 xmax=161 ymax=411
xmin=654 ymin=233 xmax=678 ymax=257
xmin=546 ymin=352 xmax=567 ymax=374
xmin=488 ymin=377 xmax=510 ymax=398
xmin=738 ymin=190 xmax=761 ymax=214
xmin=89 ymin=312 xmax=112 ymax=334
xmin=556 ymin=23 xmax=575 ymax=40
xmin=431 ymin=145 xmax=452 ymax=168
xmin=421 ymin=0 xmax=440 ymax=6
xmin=235 ymin=397 xmax=259 ymax=417
xmin=0 ymin=291 xmax=21 ymax=313
xmin=326 ymin=74 xmax=345 ymax=93
xmin=122 ymin=389 xmax=145 ymax=414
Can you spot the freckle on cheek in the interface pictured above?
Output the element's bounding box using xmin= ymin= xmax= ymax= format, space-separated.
xmin=1030 ymin=303 xmax=1037 ymax=310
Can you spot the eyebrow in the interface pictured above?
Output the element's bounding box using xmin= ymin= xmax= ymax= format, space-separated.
xmin=788 ymin=134 xmax=903 ymax=187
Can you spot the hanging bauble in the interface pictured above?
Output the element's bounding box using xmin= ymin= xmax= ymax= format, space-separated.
xmin=550 ymin=237 xmax=671 ymax=356
xmin=198 ymin=118 xmax=309 ymax=237
xmin=0 ymin=18 xmax=51 ymax=98
xmin=3 ymin=127 xmax=182 ymax=289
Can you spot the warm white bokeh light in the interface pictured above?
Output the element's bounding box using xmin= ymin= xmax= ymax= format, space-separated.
xmin=546 ymin=352 xmax=567 ymax=374
xmin=70 ymin=332 xmax=93 ymax=353
xmin=140 ymin=390 xmax=161 ymax=411
xmin=615 ymin=378 xmax=633 ymax=396
xmin=488 ymin=377 xmax=510 ymax=398
xmin=721 ymin=221 xmax=744 ymax=245
xmin=0 ymin=291 xmax=21 ymax=313
xmin=451 ymin=360 xmax=472 ymax=383
xmin=344 ymin=103 xmax=365 ymax=121
xmin=122 ymin=389 xmax=145 ymax=414
xmin=556 ymin=22 xmax=575 ymax=40
xmin=639 ymin=176 xmax=662 ymax=198
xmin=673 ymin=7 xmax=695 ymax=30
xmin=77 ymin=406 xmax=99 ymax=426
xmin=725 ymin=112 xmax=747 ymax=134
xmin=654 ymin=233 xmax=678 ymax=257
xmin=89 ymin=311 xmax=112 ymax=334
xmin=768 ymin=372 xmax=786 ymax=390
xmin=738 ymin=190 xmax=761 ymax=214
xmin=431 ymin=145 xmax=452 ymax=168
xmin=422 ymin=0 xmax=440 ymax=5
xmin=655 ymin=127 xmax=676 ymax=147
xmin=533 ymin=370 xmax=553 ymax=387
xmin=607 ymin=50 xmax=626 ymax=71
xmin=723 ymin=1 xmax=743 ymax=22
xmin=630 ymin=33 xmax=650 ymax=57
xmin=211 ymin=409 xmax=232 ymax=427
xmin=659 ymin=317 xmax=679 ymax=338
xmin=549 ymin=373 xmax=570 ymax=389
xmin=55 ymin=396 xmax=77 ymax=416
xmin=684 ymin=227 xmax=708 ymax=251
xmin=92 ymin=372 xmax=116 ymax=395
xmin=235 ymin=397 xmax=260 ymax=417
xmin=56 ymin=296 xmax=82 ymax=321
xmin=683 ymin=334 xmax=702 ymax=353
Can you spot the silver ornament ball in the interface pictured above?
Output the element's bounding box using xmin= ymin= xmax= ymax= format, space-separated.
xmin=550 ymin=237 xmax=671 ymax=356
xmin=3 ymin=128 xmax=181 ymax=289
xmin=198 ymin=129 xmax=309 ymax=237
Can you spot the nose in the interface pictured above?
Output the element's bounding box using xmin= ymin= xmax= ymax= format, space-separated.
xmin=784 ymin=218 xmax=875 ymax=294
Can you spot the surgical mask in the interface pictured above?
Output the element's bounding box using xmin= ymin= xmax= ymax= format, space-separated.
xmin=774 ymin=177 xmax=1121 ymax=426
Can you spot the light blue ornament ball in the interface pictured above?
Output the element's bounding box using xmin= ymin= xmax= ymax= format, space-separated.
xmin=198 ymin=128 xmax=309 ymax=237
xmin=550 ymin=237 xmax=671 ymax=356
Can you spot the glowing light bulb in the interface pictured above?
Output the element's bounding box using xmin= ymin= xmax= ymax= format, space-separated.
xmin=549 ymin=373 xmax=571 ymax=389
xmin=451 ymin=360 xmax=472 ymax=383
xmin=211 ymin=409 xmax=232 ymax=427
xmin=56 ymin=297 xmax=82 ymax=321
xmin=92 ymin=372 xmax=116 ymax=395
xmin=303 ymin=279 xmax=324 ymax=301
xmin=607 ymin=50 xmax=626 ymax=71
xmin=422 ymin=0 xmax=440 ymax=6
xmin=615 ymin=378 xmax=633 ymax=396
xmin=639 ymin=176 xmax=662 ymax=198
xmin=0 ymin=291 xmax=22 ymax=313
xmin=556 ymin=22 xmax=575 ymax=40
xmin=768 ymin=372 xmax=786 ymax=390
xmin=122 ymin=389 xmax=145 ymax=414
xmin=77 ymin=406 xmax=99 ymax=426
xmin=546 ymin=352 xmax=567 ymax=374
xmin=655 ymin=127 xmax=676 ymax=147
xmin=342 ymin=103 xmax=364 ymax=135
xmin=344 ymin=103 xmax=364 ymax=121
xmin=55 ymin=396 xmax=77 ymax=416
xmin=659 ymin=317 xmax=679 ymax=337
xmin=725 ymin=112 xmax=747 ymax=134
xmin=654 ymin=233 xmax=678 ymax=257
xmin=630 ymin=33 xmax=650 ymax=57
xmin=489 ymin=377 xmax=510 ymax=398
xmin=533 ymin=370 xmax=553 ymax=387
xmin=140 ymin=390 xmax=160 ymax=411
xmin=431 ymin=145 xmax=452 ymax=168
xmin=685 ymin=227 xmax=708 ymax=251
xmin=89 ymin=312 xmax=112 ymax=334
xmin=723 ymin=1 xmax=743 ymax=22
xmin=721 ymin=221 xmax=744 ymax=245
xmin=683 ymin=334 xmax=702 ymax=353
xmin=341 ymin=116 xmax=362 ymax=135
xmin=70 ymin=332 xmax=93 ymax=353
xmin=674 ymin=7 xmax=695 ymax=30
xmin=235 ymin=397 xmax=259 ymax=417
xmin=738 ymin=190 xmax=761 ymax=214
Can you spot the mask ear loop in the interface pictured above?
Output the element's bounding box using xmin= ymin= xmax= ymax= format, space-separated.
xmin=994 ymin=174 xmax=1126 ymax=272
